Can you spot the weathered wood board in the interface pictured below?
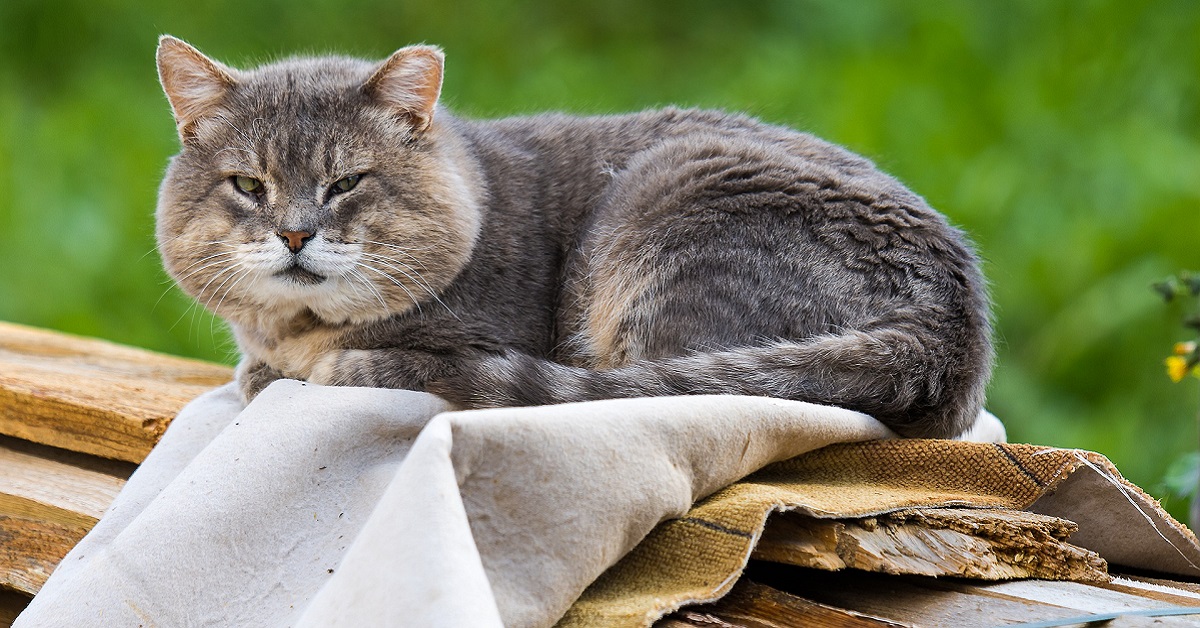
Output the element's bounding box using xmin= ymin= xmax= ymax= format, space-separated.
xmin=659 ymin=579 xmax=909 ymax=627
xmin=723 ymin=562 xmax=1200 ymax=627
xmin=0 ymin=436 xmax=133 ymax=595
xmin=0 ymin=321 xmax=231 ymax=462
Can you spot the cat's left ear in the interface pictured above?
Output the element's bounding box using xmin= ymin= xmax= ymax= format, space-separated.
xmin=363 ymin=45 xmax=444 ymax=134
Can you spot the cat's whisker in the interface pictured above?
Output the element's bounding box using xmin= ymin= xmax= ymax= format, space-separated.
xmin=361 ymin=241 xmax=429 ymax=268
xmin=152 ymin=284 xmax=179 ymax=313
xmin=140 ymin=235 xmax=234 ymax=261
xmin=195 ymin=263 xmax=242 ymax=306
xmin=166 ymin=296 xmax=199 ymax=333
xmin=359 ymin=253 xmax=459 ymax=320
xmin=347 ymin=268 xmax=390 ymax=314
xmin=174 ymin=252 xmax=239 ymax=281
xmin=358 ymin=252 xmax=438 ymax=291
xmin=355 ymin=261 xmax=421 ymax=310
xmin=210 ymin=268 xmax=253 ymax=338
xmin=199 ymin=264 xmax=245 ymax=314
xmin=374 ymin=241 xmax=456 ymax=257
xmin=355 ymin=261 xmax=423 ymax=314
xmin=359 ymin=259 xmax=442 ymax=305
xmin=364 ymin=238 xmax=451 ymax=255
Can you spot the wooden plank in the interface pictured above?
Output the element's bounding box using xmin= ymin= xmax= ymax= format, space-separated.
xmin=0 ymin=436 xmax=132 ymax=595
xmin=657 ymin=579 xmax=910 ymax=627
xmin=0 ymin=514 xmax=90 ymax=595
xmin=977 ymin=578 xmax=1178 ymax=613
xmin=745 ymin=562 xmax=1200 ymax=627
xmin=0 ymin=321 xmax=231 ymax=462
xmin=745 ymin=561 xmax=1092 ymax=627
xmin=753 ymin=508 xmax=1108 ymax=583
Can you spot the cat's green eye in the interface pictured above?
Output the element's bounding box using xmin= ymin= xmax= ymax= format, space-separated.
xmin=331 ymin=174 xmax=362 ymax=195
xmin=234 ymin=176 xmax=263 ymax=194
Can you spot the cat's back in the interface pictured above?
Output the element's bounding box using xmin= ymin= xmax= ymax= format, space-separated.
xmin=443 ymin=105 xmax=992 ymax=438
xmin=468 ymin=106 xmax=867 ymax=167
xmin=458 ymin=106 xmax=910 ymax=236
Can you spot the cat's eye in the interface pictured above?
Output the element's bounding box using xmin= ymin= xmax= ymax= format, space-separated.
xmin=233 ymin=176 xmax=263 ymax=195
xmin=330 ymin=174 xmax=362 ymax=195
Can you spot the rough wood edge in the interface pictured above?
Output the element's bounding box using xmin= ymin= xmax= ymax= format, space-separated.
xmin=752 ymin=508 xmax=1108 ymax=583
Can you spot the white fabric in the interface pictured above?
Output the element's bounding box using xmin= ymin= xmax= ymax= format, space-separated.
xmin=17 ymin=380 xmax=1000 ymax=627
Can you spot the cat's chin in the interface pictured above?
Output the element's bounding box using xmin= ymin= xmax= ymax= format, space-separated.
xmin=274 ymin=265 xmax=327 ymax=286
xmin=224 ymin=271 xmax=400 ymax=328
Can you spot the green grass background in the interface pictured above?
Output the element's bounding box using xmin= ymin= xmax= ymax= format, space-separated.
xmin=1 ymin=1 xmax=1198 ymax=518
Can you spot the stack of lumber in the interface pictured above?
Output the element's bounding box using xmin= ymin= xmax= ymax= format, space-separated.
xmin=1 ymin=320 xmax=1199 ymax=627
xmin=0 ymin=321 xmax=232 ymax=621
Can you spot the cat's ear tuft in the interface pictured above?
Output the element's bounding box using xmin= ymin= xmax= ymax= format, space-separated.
xmin=157 ymin=35 xmax=237 ymax=142
xmin=363 ymin=45 xmax=444 ymax=133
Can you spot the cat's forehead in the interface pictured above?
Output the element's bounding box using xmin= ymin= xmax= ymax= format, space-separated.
xmin=198 ymin=56 xmax=390 ymax=172
xmin=245 ymin=56 xmax=375 ymax=92
xmin=228 ymin=56 xmax=376 ymax=114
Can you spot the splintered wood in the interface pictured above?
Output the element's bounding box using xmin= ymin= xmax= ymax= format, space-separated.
xmin=753 ymin=508 xmax=1109 ymax=583
xmin=0 ymin=321 xmax=231 ymax=462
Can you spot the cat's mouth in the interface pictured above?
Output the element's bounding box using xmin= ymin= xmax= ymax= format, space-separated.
xmin=275 ymin=264 xmax=326 ymax=285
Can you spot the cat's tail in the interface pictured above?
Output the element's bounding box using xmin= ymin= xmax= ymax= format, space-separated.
xmin=427 ymin=327 xmax=990 ymax=439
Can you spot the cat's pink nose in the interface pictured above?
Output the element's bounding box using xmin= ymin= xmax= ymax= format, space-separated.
xmin=278 ymin=230 xmax=314 ymax=254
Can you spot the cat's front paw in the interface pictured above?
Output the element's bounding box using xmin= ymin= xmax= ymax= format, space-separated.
xmin=309 ymin=349 xmax=376 ymax=387
xmin=236 ymin=359 xmax=284 ymax=405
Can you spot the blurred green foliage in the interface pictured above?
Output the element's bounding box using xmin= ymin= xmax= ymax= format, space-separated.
xmin=1 ymin=1 xmax=1198 ymax=517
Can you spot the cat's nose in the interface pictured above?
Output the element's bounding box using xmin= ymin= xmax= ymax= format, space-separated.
xmin=278 ymin=230 xmax=315 ymax=254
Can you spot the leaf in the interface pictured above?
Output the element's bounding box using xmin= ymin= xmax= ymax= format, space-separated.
xmin=1159 ymin=451 xmax=1200 ymax=500
xmin=1153 ymin=280 xmax=1178 ymax=302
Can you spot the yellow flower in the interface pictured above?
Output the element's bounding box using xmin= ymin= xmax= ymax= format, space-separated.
xmin=1166 ymin=355 xmax=1190 ymax=382
xmin=1175 ymin=341 xmax=1198 ymax=356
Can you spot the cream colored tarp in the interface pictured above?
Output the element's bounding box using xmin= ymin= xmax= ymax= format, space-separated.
xmin=16 ymin=380 xmax=1197 ymax=627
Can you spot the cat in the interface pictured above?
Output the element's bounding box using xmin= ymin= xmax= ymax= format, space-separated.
xmin=155 ymin=36 xmax=993 ymax=439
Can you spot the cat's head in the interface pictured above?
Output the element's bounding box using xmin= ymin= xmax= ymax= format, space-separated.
xmin=155 ymin=36 xmax=482 ymax=329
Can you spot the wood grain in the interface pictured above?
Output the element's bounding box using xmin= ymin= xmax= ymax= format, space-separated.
xmin=657 ymin=579 xmax=909 ymax=627
xmin=744 ymin=562 xmax=1200 ymax=627
xmin=0 ymin=321 xmax=231 ymax=462
xmin=753 ymin=508 xmax=1108 ymax=583
xmin=0 ymin=436 xmax=132 ymax=595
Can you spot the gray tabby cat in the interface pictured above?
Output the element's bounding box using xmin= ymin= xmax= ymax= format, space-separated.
xmin=155 ymin=36 xmax=992 ymax=438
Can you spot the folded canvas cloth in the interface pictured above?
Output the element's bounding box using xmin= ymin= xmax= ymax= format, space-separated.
xmin=560 ymin=440 xmax=1200 ymax=626
xmin=16 ymin=380 xmax=1196 ymax=628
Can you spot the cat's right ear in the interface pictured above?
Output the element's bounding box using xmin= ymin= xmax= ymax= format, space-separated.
xmin=156 ymin=36 xmax=237 ymax=142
